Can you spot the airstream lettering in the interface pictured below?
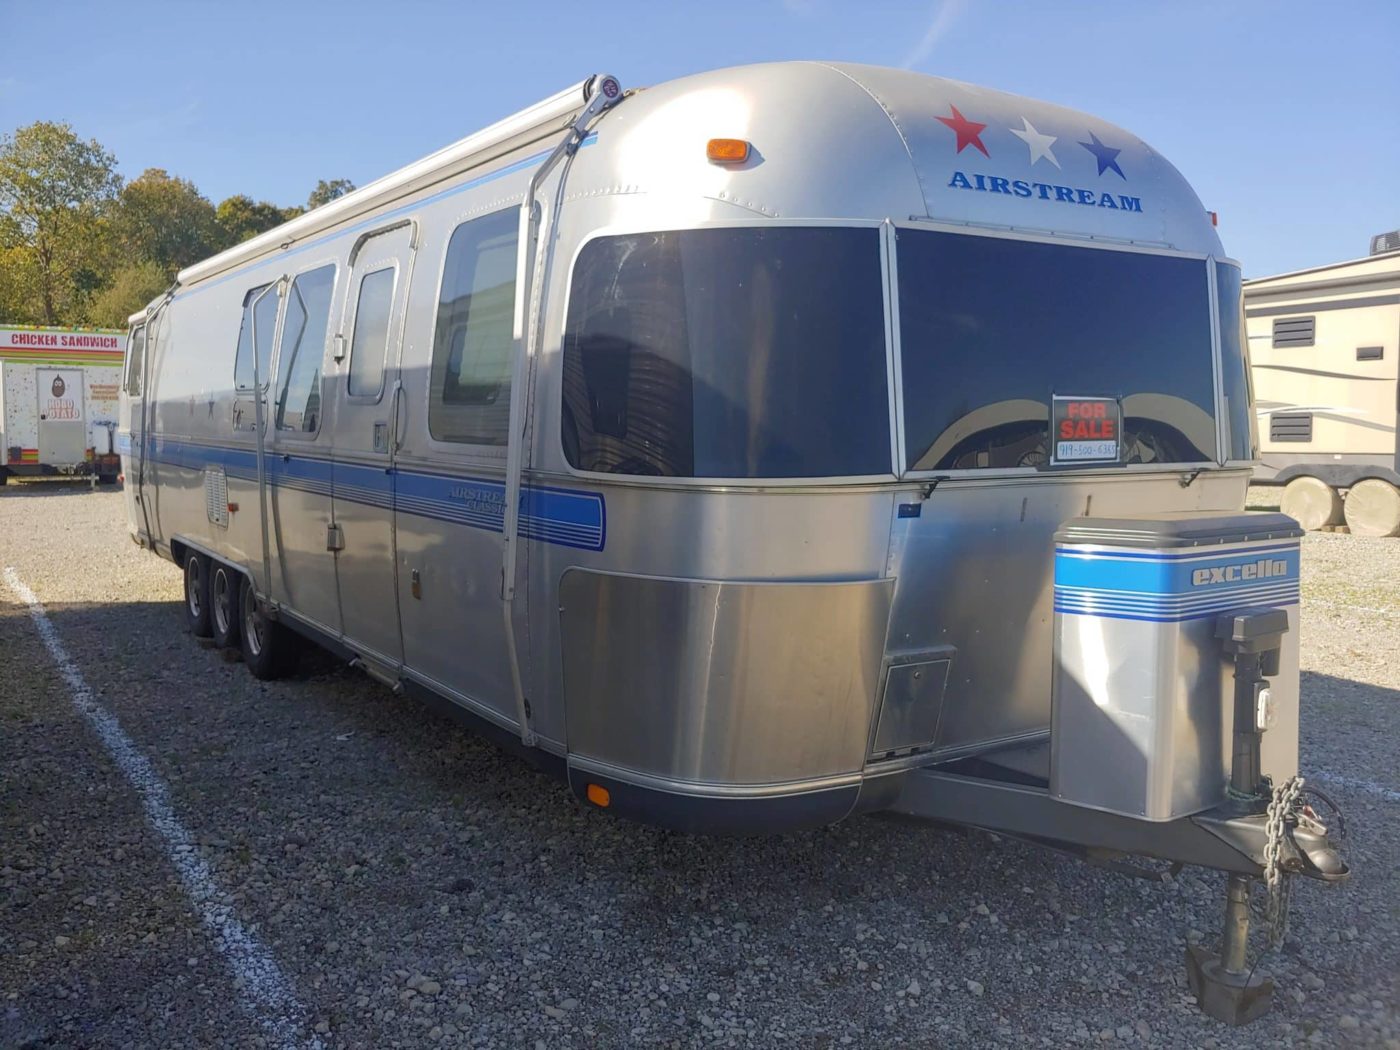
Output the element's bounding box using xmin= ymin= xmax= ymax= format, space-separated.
xmin=119 ymin=63 xmax=1347 ymax=1021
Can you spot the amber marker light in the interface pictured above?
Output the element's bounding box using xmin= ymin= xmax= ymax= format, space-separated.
xmin=706 ymin=138 xmax=751 ymax=164
xmin=586 ymin=783 xmax=611 ymax=807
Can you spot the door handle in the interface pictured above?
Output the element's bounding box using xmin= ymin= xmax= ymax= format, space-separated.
xmin=390 ymin=380 xmax=407 ymax=452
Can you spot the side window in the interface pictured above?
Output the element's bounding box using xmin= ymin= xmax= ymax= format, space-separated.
xmin=1216 ymin=262 xmax=1256 ymax=461
xmin=347 ymin=266 xmax=395 ymax=398
xmin=275 ymin=265 xmax=336 ymax=434
xmin=124 ymin=325 xmax=146 ymax=396
xmin=234 ymin=284 xmax=276 ymax=390
xmin=428 ymin=208 xmax=519 ymax=445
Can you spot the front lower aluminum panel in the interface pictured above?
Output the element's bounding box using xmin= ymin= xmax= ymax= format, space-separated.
xmin=1050 ymin=512 xmax=1303 ymax=821
xmin=560 ymin=569 xmax=893 ymax=787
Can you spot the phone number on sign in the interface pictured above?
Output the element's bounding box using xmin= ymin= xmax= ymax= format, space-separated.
xmin=1056 ymin=440 xmax=1117 ymax=461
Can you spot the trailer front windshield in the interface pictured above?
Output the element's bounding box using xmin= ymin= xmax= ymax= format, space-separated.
xmin=898 ymin=230 xmax=1219 ymax=471
xmin=561 ymin=226 xmax=890 ymax=478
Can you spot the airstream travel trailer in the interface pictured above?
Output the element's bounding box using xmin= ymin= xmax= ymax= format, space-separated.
xmin=1245 ymin=238 xmax=1400 ymax=536
xmin=119 ymin=64 xmax=1347 ymax=1022
xmin=2 ymin=325 xmax=125 ymax=483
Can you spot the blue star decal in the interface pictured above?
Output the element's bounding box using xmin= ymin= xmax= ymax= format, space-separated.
xmin=1079 ymin=131 xmax=1125 ymax=179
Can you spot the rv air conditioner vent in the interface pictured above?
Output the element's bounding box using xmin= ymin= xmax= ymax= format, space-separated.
xmin=1270 ymin=413 xmax=1313 ymax=443
xmin=1371 ymin=229 xmax=1400 ymax=256
xmin=1272 ymin=316 xmax=1315 ymax=348
xmin=205 ymin=467 xmax=230 ymax=527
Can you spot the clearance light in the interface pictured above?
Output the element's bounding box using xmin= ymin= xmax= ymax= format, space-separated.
xmin=586 ymin=783 xmax=611 ymax=808
xmin=706 ymin=138 xmax=751 ymax=165
xmin=1208 ymin=210 xmax=1219 ymax=227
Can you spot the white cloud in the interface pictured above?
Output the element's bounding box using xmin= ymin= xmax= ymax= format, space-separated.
xmin=899 ymin=0 xmax=968 ymax=69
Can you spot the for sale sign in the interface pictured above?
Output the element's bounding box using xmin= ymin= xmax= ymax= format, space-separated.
xmin=1052 ymin=395 xmax=1120 ymax=465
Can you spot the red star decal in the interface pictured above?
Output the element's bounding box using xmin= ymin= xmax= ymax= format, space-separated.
xmin=937 ymin=105 xmax=990 ymax=157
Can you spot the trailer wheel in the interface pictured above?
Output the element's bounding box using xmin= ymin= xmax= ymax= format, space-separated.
xmin=210 ymin=564 xmax=241 ymax=648
xmin=1343 ymin=478 xmax=1400 ymax=537
xmin=183 ymin=554 xmax=213 ymax=638
xmin=1279 ymin=476 xmax=1343 ymax=531
xmin=238 ymin=575 xmax=294 ymax=680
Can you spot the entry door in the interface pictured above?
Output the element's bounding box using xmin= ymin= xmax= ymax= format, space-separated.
xmin=330 ymin=224 xmax=416 ymax=667
xmin=268 ymin=264 xmax=341 ymax=634
xmin=37 ymin=369 xmax=86 ymax=465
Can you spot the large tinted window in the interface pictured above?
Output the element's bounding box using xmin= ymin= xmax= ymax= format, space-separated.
xmin=898 ymin=230 xmax=1217 ymax=470
xmin=275 ymin=265 xmax=335 ymax=433
xmin=234 ymin=284 xmax=277 ymax=390
xmin=1216 ymin=262 xmax=1256 ymax=461
xmin=428 ymin=208 xmax=519 ymax=445
xmin=562 ymin=227 xmax=890 ymax=478
xmin=347 ymin=267 xmax=395 ymax=398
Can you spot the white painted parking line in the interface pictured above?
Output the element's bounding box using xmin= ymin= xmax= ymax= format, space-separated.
xmin=3 ymin=567 xmax=322 ymax=1050
xmin=1313 ymin=771 xmax=1400 ymax=803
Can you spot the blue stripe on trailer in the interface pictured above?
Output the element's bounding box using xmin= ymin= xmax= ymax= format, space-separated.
xmin=150 ymin=437 xmax=605 ymax=551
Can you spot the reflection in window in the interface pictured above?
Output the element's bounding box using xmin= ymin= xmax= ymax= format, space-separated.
xmin=561 ymin=227 xmax=890 ymax=478
xmin=234 ymin=284 xmax=275 ymax=390
xmin=347 ymin=267 xmax=395 ymax=398
xmin=897 ymin=230 xmax=1217 ymax=470
xmin=428 ymin=208 xmax=519 ymax=445
xmin=275 ymin=265 xmax=335 ymax=433
xmin=1216 ymin=262 xmax=1256 ymax=462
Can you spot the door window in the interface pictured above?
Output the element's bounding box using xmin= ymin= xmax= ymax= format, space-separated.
xmin=347 ymin=266 xmax=395 ymax=398
xmin=234 ymin=284 xmax=278 ymax=391
xmin=275 ymin=265 xmax=336 ymax=434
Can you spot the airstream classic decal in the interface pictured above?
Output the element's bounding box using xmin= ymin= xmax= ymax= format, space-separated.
xmin=939 ymin=106 xmax=1144 ymax=214
xmin=1052 ymin=544 xmax=1301 ymax=623
xmin=150 ymin=438 xmax=605 ymax=551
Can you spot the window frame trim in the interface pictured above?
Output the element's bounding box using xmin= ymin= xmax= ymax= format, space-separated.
xmin=343 ymin=260 xmax=400 ymax=404
xmin=553 ymin=216 xmax=900 ymax=488
xmin=423 ymin=201 xmax=523 ymax=455
xmin=890 ymin=219 xmax=1227 ymax=482
xmin=270 ymin=258 xmax=339 ymax=441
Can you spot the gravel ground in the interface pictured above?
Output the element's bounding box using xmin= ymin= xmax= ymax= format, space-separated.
xmin=2 ymin=481 xmax=1396 ymax=1049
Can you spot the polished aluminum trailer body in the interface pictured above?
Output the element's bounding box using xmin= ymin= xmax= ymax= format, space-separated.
xmin=121 ymin=62 xmax=1291 ymax=833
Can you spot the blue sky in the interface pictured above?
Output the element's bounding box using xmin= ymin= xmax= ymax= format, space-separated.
xmin=2 ymin=0 xmax=1395 ymax=277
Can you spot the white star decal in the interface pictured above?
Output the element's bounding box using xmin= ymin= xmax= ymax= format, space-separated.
xmin=1010 ymin=117 xmax=1060 ymax=169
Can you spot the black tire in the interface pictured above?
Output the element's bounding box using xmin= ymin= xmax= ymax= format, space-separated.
xmin=183 ymin=554 xmax=212 ymax=638
xmin=210 ymin=563 xmax=241 ymax=649
xmin=238 ymin=575 xmax=294 ymax=679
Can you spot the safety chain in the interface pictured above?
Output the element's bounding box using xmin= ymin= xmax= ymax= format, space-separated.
xmin=1262 ymin=774 xmax=1305 ymax=947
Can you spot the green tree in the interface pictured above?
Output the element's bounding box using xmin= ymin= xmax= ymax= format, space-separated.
xmin=215 ymin=194 xmax=302 ymax=245
xmin=88 ymin=259 xmax=169 ymax=328
xmin=0 ymin=121 xmax=121 ymax=323
xmin=307 ymin=178 xmax=355 ymax=210
xmin=115 ymin=168 xmax=222 ymax=273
